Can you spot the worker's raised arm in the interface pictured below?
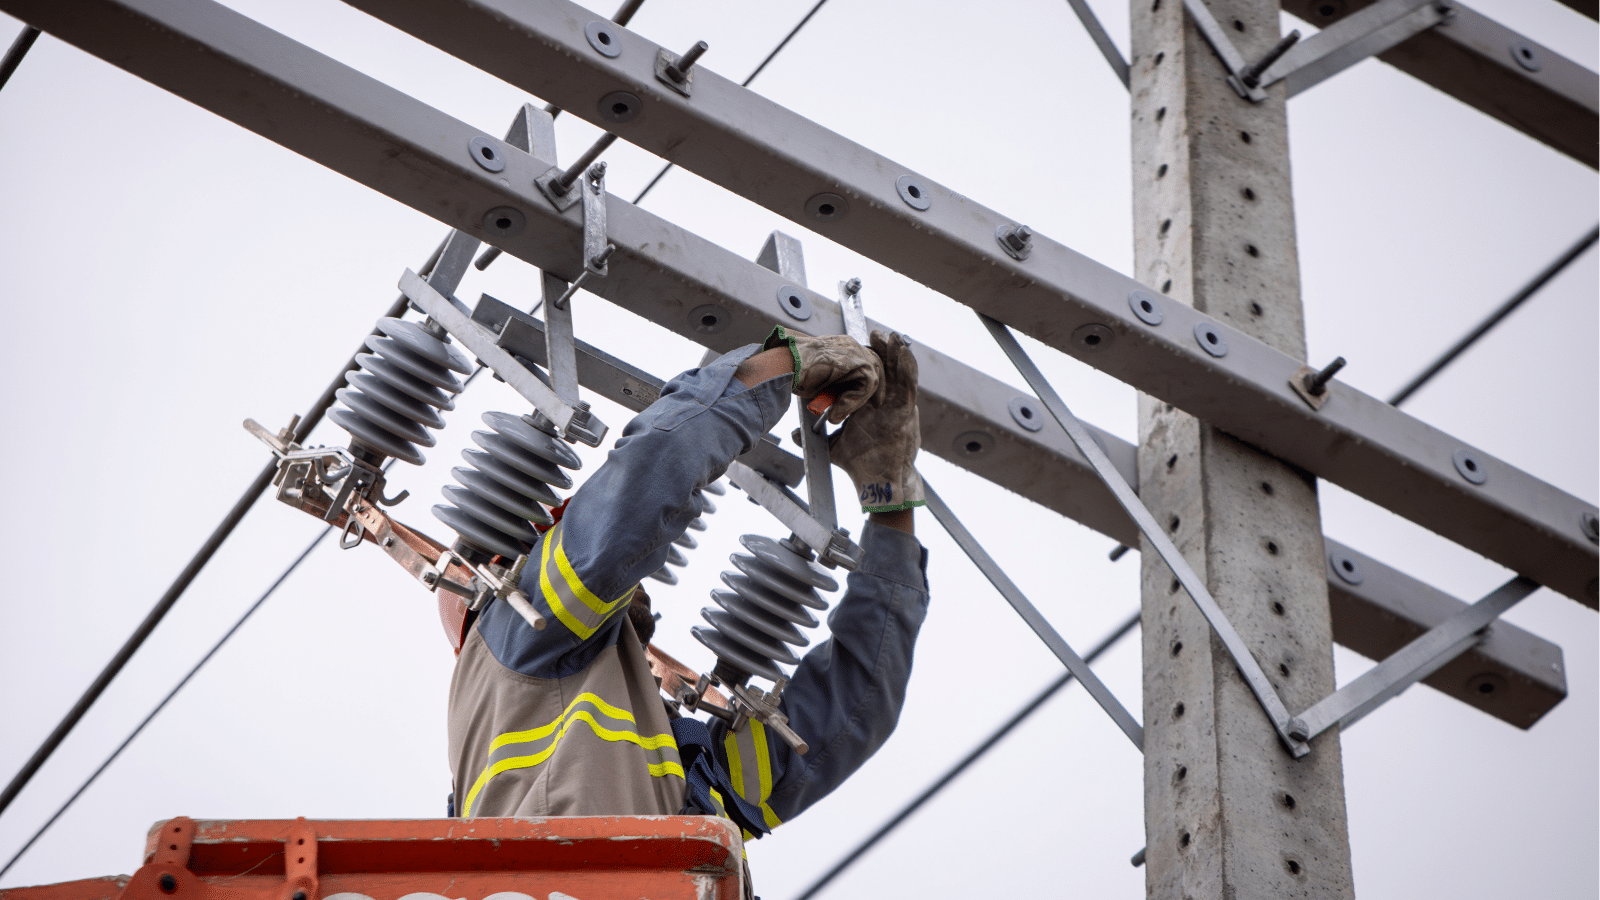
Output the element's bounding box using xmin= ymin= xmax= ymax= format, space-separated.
xmin=477 ymin=334 xmax=882 ymax=677
xmin=713 ymin=331 xmax=930 ymax=830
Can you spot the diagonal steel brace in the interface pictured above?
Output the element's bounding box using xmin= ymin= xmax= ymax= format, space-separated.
xmin=926 ymin=482 xmax=1145 ymax=750
xmin=980 ymin=313 xmax=1310 ymax=756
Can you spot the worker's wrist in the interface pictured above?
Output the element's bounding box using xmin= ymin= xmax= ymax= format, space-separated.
xmin=868 ymin=508 xmax=914 ymax=534
xmin=734 ymin=346 xmax=798 ymax=388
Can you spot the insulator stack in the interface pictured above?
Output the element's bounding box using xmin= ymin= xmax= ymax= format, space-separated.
xmin=330 ymin=317 xmax=473 ymax=466
xmin=649 ymin=480 xmax=725 ymax=586
xmin=432 ymin=411 xmax=582 ymax=562
xmin=692 ymin=534 xmax=836 ymax=684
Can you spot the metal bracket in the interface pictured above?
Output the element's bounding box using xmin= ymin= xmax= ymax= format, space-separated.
xmin=580 ymin=162 xmax=610 ymax=279
xmin=533 ymin=164 xmax=582 ymax=211
xmin=1290 ymin=576 xmax=1537 ymax=739
xmin=726 ymin=461 xmax=862 ymax=571
xmin=726 ymin=678 xmax=809 ymax=754
xmin=1256 ymin=0 xmax=1452 ymax=98
xmin=542 ymin=270 xmax=581 ymax=406
xmin=126 ymin=817 xmax=321 ymax=900
xmin=245 ymin=417 xmax=391 ymax=522
xmin=399 ymin=268 xmax=607 ymax=446
xmin=1181 ymin=0 xmax=1269 ymax=102
xmin=981 ymin=314 xmax=1310 ymax=756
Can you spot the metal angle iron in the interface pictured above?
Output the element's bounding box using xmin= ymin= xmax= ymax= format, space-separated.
xmin=318 ymin=0 xmax=1598 ymax=605
xmin=1 ymin=0 xmax=1574 ymax=723
xmin=979 ymin=313 xmax=1311 ymax=756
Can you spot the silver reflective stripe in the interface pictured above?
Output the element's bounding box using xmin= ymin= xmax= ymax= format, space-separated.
xmin=537 ymin=523 xmax=633 ymax=639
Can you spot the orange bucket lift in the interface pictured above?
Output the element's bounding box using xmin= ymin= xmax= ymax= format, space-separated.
xmin=0 ymin=816 xmax=745 ymax=900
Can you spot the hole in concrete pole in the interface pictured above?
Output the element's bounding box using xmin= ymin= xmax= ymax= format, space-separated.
xmin=1171 ymin=640 xmax=1183 ymax=656
xmin=1243 ymin=187 xmax=1256 ymax=200
xmin=1240 ymin=130 xmax=1252 ymax=143
xmin=1287 ymin=860 xmax=1302 ymax=875
xmin=1155 ymin=52 xmax=1165 ymax=65
xmin=1169 ymin=578 xmax=1181 ymax=594
xmin=1246 ymin=244 xmax=1260 ymax=257
xmin=1168 ymin=515 xmax=1180 ymax=532
xmin=1272 ymin=601 xmax=1285 ymax=616
xmin=1175 ymin=765 xmax=1188 ymax=783
xmin=1160 ymin=219 xmax=1172 ymax=235
xmin=1173 ymin=702 xmax=1186 ymax=719
xmin=1233 ymin=18 xmax=1244 ymax=30
xmin=1157 ymin=163 xmax=1168 ymax=178
xmin=1279 ymin=663 xmax=1290 ymax=677
xmin=1179 ymin=831 xmax=1191 ymax=848
xmin=1161 ymin=279 xmax=1172 ymax=292
xmin=1167 ymin=454 xmax=1178 ymax=470
xmin=1260 ymin=480 xmax=1274 ymax=494
xmin=1266 ymin=541 xmax=1279 ymax=555
xmin=1250 ymin=302 xmax=1263 ymax=316
xmin=1156 ymin=107 xmax=1166 ymax=121
xmin=1282 ymin=793 xmax=1296 ymax=809
xmin=1152 ymin=0 xmax=1160 ymax=9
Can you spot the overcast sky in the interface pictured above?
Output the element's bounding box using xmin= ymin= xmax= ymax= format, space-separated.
xmin=0 ymin=1 xmax=1595 ymax=898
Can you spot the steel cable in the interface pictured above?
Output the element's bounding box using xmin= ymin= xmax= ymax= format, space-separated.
xmin=789 ymin=610 xmax=1141 ymax=900
xmin=0 ymin=238 xmax=451 ymax=820
xmin=1389 ymin=225 xmax=1598 ymax=407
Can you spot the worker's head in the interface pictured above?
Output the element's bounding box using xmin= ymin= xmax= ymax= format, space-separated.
xmin=627 ymin=583 xmax=656 ymax=646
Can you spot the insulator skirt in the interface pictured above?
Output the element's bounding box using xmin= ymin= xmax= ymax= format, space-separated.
xmin=693 ymin=534 xmax=836 ymax=683
xmin=433 ymin=410 xmax=582 ymax=560
xmin=330 ymin=318 xmax=470 ymax=466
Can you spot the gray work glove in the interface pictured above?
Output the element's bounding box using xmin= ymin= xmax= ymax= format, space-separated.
xmin=828 ymin=330 xmax=924 ymax=513
xmin=764 ymin=325 xmax=883 ymax=424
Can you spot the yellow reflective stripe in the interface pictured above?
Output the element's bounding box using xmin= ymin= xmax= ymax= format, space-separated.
xmin=749 ymin=721 xmax=782 ymax=829
xmin=537 ymin=525 xmax=635 ymax=640
xmin=554 ymin=534 xmax=616 ymax=617
xmin=488 ymin=692 xmax=636 ymax=751
xmin=723 ymin=721 xmax=783 ymax=829
xmin=462 ymin=700 xmax=680 ymax=818
xmin=538 ymin=527 xmax=589 ymax=638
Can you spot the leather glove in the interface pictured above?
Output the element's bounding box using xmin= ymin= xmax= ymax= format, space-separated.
xmin=764 ymin=325 xmax=883 ymax=424
xmin=828 ymin=330 xmax=924 ymax=513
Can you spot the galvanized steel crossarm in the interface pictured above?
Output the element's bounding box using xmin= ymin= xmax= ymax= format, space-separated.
xmin=334 ymin=0 xmax=1596 ymax=605
xmin=7 ymin=0 xmax=1576 ymax=710
xmin=1281 ymin=0 xmax=1599 ymax=168
xmin=1294 ymin=576 xmax=1539 ymax=738
xmin=981 ymin=314 xmax=1309 ymax=756
xmin=925 ymin=483 xmax=1145 ymax=750
xmin=1256 ymin=0 xmax=1449 ymax=97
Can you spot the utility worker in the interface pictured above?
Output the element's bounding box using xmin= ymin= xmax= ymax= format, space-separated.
xmin=447 ymin=327 xmax=929 ymax=842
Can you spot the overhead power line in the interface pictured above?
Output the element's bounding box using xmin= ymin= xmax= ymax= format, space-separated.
xmin=0 ymin=25 xmax=40 ymax=93
xmin=1389 ymin=225 xmax=1598 ymax=407
xmin=632 ymin=0 xmax=833 ymax=206
xmin=790 ymin=611 xmax=1142 ymax=900
xmin=0 ymin=238 xmax=452 ymax=820
xmin=0 ymin=526 xmax=333 ymax=879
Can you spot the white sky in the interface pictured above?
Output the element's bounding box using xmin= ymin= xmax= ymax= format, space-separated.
xmin=0 ymin=1 xmax=1595 ymax=898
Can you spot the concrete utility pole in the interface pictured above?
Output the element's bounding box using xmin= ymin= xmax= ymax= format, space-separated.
xmin=1130 ymin=0 xmax=1356 ymax=897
